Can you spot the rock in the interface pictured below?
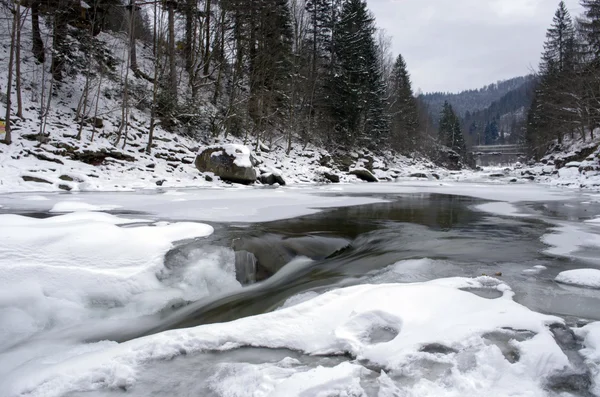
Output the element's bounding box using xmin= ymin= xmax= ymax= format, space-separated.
xmin=431 ymin=173 xmax=441 ymax=180
xmin=59 ymin=175 xmax=74 ymax=182
xmin=410 ymin=173 xmax=428 ymax=179
xmin=58 ymin=184 xmax=72 ymax=191
xmin=349 ymin=168 xmax=378 ymax=182
xmin=146 ymin=163 xmax=156 ymax=169
xmin=27 ymin=150 xmax=64 ymax=165
xmin=509 ymin=178 xmax=518 ymax=183
xmin=523 ymin=175 xmax=536 ymax=181
xmin=195 ymin=145 xmax=257 ymax=185
xmin=319 ymin=154 xmax=332 ymax=167
xmin=259 ymin=173 xmax=286 ymax=186
xmin=181 ymin=157 xmax=194 ymax=164
xmin=323 ymin=172 xmax=340 ymax=183
xmin=90 ymin=117 xmax=104 ymax=129
xmin=155 ymin=179 xmax=166 ymax=186
xmin=489 ymin=173 xmax=505 ymax=178
xmin=22 ymin=175 xmax=52 ymax=184
xmin=204 ymin=174 xmax=213 ymax=182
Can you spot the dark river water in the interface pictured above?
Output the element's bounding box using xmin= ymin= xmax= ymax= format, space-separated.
xmin=2 ymin=190 xmax=600 ymax=396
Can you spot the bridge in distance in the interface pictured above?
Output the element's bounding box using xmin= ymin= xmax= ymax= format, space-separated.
xmin=471 ymin=144 xmax=527 ymax=166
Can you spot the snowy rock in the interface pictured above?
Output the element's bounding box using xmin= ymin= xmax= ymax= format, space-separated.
xmin=323 ymin=172 xmax=340 ymax=183
xmin=259 ymin=173 xmax=286 ymax=186
xmin=195 ymin=145 xmax=257 ymax=185
xmin=349 ymin=168 xmax=378 ymax=183
xmin=555 ymin=269 xmax=600 ymax=289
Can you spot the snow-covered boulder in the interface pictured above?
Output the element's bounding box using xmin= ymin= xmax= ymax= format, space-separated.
xmin=349 ymin=168 xmax=378 ymax=182
xmin=195 ymin=145 xmax=257 ymax=185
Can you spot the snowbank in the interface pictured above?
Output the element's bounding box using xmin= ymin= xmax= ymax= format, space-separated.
xmin=555 ymin=269 xmax=600 ymax=288
xmin=0 ymin=212 xmax=241 ymax=355
xmin=3 ymin=277 xmax=571 ymax=397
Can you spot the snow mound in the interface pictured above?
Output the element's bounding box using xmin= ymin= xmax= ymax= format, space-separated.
xmin=555 ymin=269 xmax=600 ymax=288
xmin=5 ymin=277 xmax=571 ymax=397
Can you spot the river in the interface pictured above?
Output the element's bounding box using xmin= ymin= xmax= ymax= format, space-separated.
xmin=1 ymin=182 xmax=599 ymax=397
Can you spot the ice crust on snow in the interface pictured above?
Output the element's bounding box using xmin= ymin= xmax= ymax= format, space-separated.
xmin=555 ymin=269 xmax=600 ymax=288
xmin=3 ymin=277 xmax=571 ymax=397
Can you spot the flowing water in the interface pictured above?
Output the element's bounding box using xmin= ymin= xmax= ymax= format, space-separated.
xmin=1 ymin=186 xmax=600 ymax=396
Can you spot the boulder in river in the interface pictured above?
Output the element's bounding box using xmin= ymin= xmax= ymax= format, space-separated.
xmin=195 ymin=144 xmax=257 ymax=185
xmin=349 ymin=168 xmax=378 ymax=182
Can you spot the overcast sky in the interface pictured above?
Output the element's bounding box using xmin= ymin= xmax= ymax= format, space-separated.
xmin=368 ymin=0 xmax=584 ymax=93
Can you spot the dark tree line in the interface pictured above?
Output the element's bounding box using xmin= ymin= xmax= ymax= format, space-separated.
xmin=2 ymin=0 xmax=452 ymax=160
xmin=527 ymin=0 xmax=600 ymax=158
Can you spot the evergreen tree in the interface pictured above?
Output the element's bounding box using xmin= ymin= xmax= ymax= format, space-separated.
xmin=580 ymin=0 xmax=600 ymax=59
xmin=527 ymin=1 xmax=577 ymax=149
xmin=327 ymin=0 xmax=387 ymax=149
xmin=438 ymin=101 xmax=466 ymax=156
xmin=389 ymin=54 xmax=419 ymax=151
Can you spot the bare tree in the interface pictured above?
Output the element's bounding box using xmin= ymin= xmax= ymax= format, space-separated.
xmin=3 ymin=1 xmax=18 ymax=145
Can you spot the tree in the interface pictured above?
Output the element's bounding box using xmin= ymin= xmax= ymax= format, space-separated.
xmin=580 ymin=0 xmax=600 ymax=60
xmin=388 ymin=54 xmax=419 ymax=152
xmin=438 ymin=101 xmax=466 ymax=156
xmin=327 ymin=0 xmax=387 ymax=149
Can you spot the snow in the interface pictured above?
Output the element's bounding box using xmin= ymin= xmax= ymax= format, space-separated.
xmin=474 ymin=201 xmax=531 ymax=217
xmin=201 ymin=144 xmax=253 ymax=168
xmin=49 ymin=201 xmax=122 ymax=213
xmin=0 ymin=212 xmax=241 ymax=359
xmin=541 ymin=223 xmax=600 ymax=263
xmin=522 ymin=265 xmax=548 ymax=275
xmin=574 ymin=322 xmax=600 ymax=396
xmin=2 ymin=277 xmax=570 ymax=397
xmin=555 ymin=269 xmax=600 ymax=288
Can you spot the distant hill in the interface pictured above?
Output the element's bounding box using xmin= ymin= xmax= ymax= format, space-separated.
xmin=420 ymin=76 xmax=536 ymax=119
xmin=462 ymin=77 xmax=537 ymax=145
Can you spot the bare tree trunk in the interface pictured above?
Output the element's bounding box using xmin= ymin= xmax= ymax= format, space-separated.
xmin=168 ymin=1 xmax=177 ymax=102
xmin=127 ymin=0 xmax=139 ymax=74
xmin=90 ymin=70 xmax=104 ymax=142
xmin=31 ymin=0 xmax=44 ymax=63
xmin=147 ymin=10 xmax=161 ymax=154
xmin=212 ymin=9 xmax=226 ymax=105
xmin=3 ymin=5 xmax=17 ymax=145
xmin=185 ymin=0 xmax=195 ymax=79
xmin=203 ymin=0 xmax=211 ymax=78
xmin=15 ymin=1 xmax=23 ymax=119
xmin=51 ymin=10 xmax=68 ymax=82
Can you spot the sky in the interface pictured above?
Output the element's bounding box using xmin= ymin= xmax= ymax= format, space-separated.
xmin=368 ymin=0 xmax=584 ymax=93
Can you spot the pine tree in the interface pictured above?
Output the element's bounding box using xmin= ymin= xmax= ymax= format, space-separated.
xmin=527 ymin=1 xmax=577 ymax=148
xmin=327 ymin=0 xmax=387 ymax=149
xmin=580 ymin=0 xmax=600 ymax=59
xmin=438 ymin=101 xmax=466 ymax=156
xmin=389 ymin=54 xmax=419 ymax=152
